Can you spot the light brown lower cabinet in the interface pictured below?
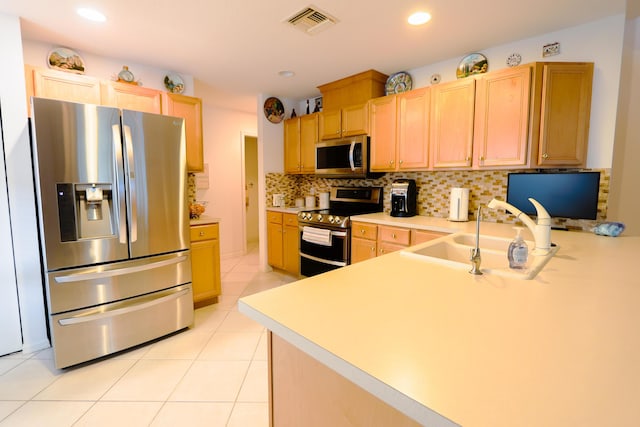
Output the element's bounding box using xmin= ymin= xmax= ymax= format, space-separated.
xmin=267 ymin=211 xmax=299 ymax=275
xmin=269 ymin=333 xmax=421 ymax=427
xmin=351 ymin=221 xmax=449 ymax=263
xmin=190 ymin=223 xmax=221 ymax=308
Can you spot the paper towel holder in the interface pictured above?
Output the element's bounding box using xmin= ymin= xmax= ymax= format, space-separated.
xmin=449 ymin=187 xmax=470 ymax=222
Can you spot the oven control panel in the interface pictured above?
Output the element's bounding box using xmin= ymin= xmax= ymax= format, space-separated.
xmin=298 ymin=211 xmax=349 ymax=228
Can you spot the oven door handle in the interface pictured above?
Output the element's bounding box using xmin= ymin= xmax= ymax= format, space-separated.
xmin=330 ymin=230 xmax=347 ymax=237
xmin=300 ymin=253 xmax=347 ymax=268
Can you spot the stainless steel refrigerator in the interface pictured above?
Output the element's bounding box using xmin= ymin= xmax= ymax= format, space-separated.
xmin=30 ymin=97 xmax=194 ymax=369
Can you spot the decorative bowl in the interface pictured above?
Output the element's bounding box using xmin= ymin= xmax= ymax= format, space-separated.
xmin=189 ymin=201 xmax=208 ymax=219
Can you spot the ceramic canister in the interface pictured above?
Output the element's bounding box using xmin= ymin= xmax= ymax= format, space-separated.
xmin=305 ymin=195 xmax=315 ymax=209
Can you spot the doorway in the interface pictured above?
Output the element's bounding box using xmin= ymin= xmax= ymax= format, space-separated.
xmin=243 ymin=134 xmax=259 ymax=254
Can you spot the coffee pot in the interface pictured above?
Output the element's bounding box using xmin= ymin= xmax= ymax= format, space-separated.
xmin=390 ymin=179 xmax=417 ymax=217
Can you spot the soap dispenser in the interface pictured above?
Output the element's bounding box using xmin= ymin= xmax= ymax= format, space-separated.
xmin=508 ymin=227 xmax=528 ymax=269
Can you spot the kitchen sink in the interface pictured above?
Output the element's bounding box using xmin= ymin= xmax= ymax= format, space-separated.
xmin=400 ymin=233 xmax=558 ymax=280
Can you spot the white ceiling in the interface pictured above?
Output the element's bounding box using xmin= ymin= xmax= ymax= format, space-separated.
xmin=0 ymin=0 xmax=626 ymax=113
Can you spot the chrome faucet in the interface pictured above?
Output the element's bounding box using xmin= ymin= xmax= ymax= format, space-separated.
xmin=487 ymin=198 xmax=551 ymax=255
xmin=469 ymin=206 xmax=483 ymax=275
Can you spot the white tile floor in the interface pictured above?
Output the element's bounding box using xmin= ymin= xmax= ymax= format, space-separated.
xmin=0 ymin=243 xmax=296 ymax=426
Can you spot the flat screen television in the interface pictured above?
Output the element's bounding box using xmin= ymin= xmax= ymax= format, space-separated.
xmin=506 ymin=171 xmax=600 ymax=220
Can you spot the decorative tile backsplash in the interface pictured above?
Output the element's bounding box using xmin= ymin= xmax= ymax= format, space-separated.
xmin=265 ymin=169 xmax=611 ymax=231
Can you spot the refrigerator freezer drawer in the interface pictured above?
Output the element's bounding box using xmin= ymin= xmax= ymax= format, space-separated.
xmin=47 ymin=251 xmax=192 ymax=314
xmin=50 ymin=284 xmax=194 ymax=369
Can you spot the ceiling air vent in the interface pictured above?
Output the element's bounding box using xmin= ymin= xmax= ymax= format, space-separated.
xmin=285 ymin=6 xmax=337 ymax=35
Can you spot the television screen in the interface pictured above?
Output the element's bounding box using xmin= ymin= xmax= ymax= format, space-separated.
xmin=506 ymin=172 xmax=600 ymax=220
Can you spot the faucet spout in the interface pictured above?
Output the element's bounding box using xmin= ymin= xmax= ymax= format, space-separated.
xmin=469 ymin=206 xmax=483 ymax=275
xmin=487 ymin=198 xmax=551 ymax=255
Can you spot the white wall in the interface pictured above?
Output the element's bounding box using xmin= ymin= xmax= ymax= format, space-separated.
xmin=0 ymin=14 xmax=49 ymax=353
xmin=22 ymin=40 xmax=195 ymax=96
xmin=609 ymin=10 xmax=640 ymax=235
xmin=194 ymin=80 xmax=258 ymax=257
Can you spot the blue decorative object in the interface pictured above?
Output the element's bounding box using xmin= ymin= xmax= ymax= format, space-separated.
xmin=593 ymin=222 xmax=625 ymax=237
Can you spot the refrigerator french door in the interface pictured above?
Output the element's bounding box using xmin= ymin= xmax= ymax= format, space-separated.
xmin=30 ymin=97 xmax=194 ymax=368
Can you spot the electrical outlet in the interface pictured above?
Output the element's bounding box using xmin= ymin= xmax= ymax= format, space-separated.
xmin=542 ymin=42 xmax=560 ymax=57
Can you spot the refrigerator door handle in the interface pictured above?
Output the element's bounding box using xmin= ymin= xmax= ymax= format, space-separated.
xmin=123 ymin=124 xmax=137 ymax=242
xmin=58 ymin=288 xmax=191 ymax=326
xmin=112 ymin=124 xmax=128 ymax=244
xmin=54 ymin=255 xmax=189 ymax=283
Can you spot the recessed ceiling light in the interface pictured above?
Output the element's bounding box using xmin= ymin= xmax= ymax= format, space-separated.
xmin=278 ymin=70 xmax=295 ymax=78
xmin=408 ymin=11 xmax=431 ymax=26
xmin=77 ymin=8 xmax=106 ymax=22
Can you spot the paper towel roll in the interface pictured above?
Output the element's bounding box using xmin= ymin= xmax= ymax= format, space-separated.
xmin=449 ymin=188 xmax=470 ymax=221
xmin=319 ymin=192 xmax=330 ymax=209
xmin=305 ymin=195 xmax=315 ymax=209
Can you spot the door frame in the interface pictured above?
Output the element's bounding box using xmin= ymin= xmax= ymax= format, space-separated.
xmin=239 ymin=130 xmax=259 ymax=255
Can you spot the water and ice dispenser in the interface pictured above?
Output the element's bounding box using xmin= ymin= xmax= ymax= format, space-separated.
xmin=57 ymin=183 xmax=115 ymax=241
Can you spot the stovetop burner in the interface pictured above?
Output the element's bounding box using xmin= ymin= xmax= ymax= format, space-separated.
xmin=297 ymin=187 xmax=383 ymax=228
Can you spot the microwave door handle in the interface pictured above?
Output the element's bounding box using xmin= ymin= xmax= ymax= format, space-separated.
xmin=349 ymin=141 xmax=356 ymax=171
xmin=112 ymin=124 xmax=128 ymax=244
xmin=123 ymin=124 xmax=137 ymax=243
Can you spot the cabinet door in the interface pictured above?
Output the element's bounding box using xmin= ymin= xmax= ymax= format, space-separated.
xmin=398 ymin=88 xmax=430 ymax=170
xmin=101 ymin=81 xmax=163 ymax=114
xmin=30 ymin=66 xmax=102 ymax=109
xmin=284 ymin=118 xmax=301 ymax=173
xmin=369 ymin=95 xmax=397 ymax=171
xmin=474 ymin=66 xmax=531 ymax=168
xmin=283 ymin=225 xmax=300 ymax=275
xmin=430 ymin=78 xmax=476 ymax=168
xmin=319 ymin=110 xmax=342 ymax=140
xmin=191 ymin=239 xmax=218 ymax=304
xmin=342 ymin=103 xmax=369 ymax=136
xmin=537 ymin=63 xmax=593 ymax=167
xmin=163 ymin=93 xmax=204 ymax=172
xmin=351 ymin=237 xmax=377 ymax=264
xmin=267 ymin=221 xmax=284 ymax=268
xmin=410 ymin=229 xmax=449 ymax=245
xmin=299 ymin=114 xmax=318 ymax=173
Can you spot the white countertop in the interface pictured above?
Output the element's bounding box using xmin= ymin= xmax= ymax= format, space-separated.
xmin=239 ymin=215 xmax=640 ymax=426
xmin=266 ymin=206 xmax=307 ymax=213
xmin=189 ymin=215 xmax=220 ymax=226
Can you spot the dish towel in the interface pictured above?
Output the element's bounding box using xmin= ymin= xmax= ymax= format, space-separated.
xmin=302 ymin=226 xmax=332 ymax=246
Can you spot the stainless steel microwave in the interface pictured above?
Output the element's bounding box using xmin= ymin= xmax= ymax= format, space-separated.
xmin=315 ymin=135 xmax=382 ymax=178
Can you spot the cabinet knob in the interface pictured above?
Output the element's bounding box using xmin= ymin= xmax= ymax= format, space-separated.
xmin=370 ymin=246 xmax=375 ymax=252
xmin=542 ymin=153 xmax=549 ymax=159
xmin=199 ymin=231 xmax=205 ymax=236
xmin=479 ymin=156 xmax=485 ymax=162
xmin=360 ymin=229 xmax=365 ymax=235
xmin=392 ymin=233 xmax=396 ymax=239
xmin=399 ymin=159 xmax=403 ymax=165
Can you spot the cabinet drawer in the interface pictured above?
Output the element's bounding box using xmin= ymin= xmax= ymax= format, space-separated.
xmin=283 ymin=213 xmax=298 ymax=227
xmin=267 ymin=211 xmax=283 ymax=224
xmin=410 ymin=229 xmax=449 ymax=245
xmin=378 ymin=226 xmax=411 ymax=245
xmin=190 ymin=223 xmax=219 ymax=242
xmin=352 ymin=222 xmax=377 ymax=240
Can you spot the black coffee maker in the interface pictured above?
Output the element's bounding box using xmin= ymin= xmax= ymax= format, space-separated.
xmin=390 ymin=179 xmax=417 ymax=217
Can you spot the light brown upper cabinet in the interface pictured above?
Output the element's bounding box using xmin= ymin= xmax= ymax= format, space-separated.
xmin=319 ymin=103 xmax=369 ymax=140
xmin=25 ymin=66 xmax=102 ymax=114
xmin=284 ymin=113 xmax=318 ymax=174
xmin=431 ymin=62 xmax=593 ymax=170
xmin=101 ymin=81 xmax=163 ymax=114
xmin=163 ymin=93 xmax=204 ymax=172
xmin=370 ymin=88 xmax=431 ymax=172
xmin=430 ymin=78 xmax=476 ymax=169
xmin=533 ymin=62 xmax=593 ymax=167
xmin=473 ymin=65 xmax=532 ymax=168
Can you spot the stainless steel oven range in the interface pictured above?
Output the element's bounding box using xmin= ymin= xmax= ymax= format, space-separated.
xmin=298 ymin=186 xmax=382 ymax=277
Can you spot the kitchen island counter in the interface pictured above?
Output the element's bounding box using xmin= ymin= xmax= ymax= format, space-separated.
xmin=239 ymin=220 xmax=640 ymax=426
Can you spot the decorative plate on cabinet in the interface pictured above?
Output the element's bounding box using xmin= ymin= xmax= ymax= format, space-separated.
xmin=117 ymin=66 xmax=135 ymax=83
xmin=47 ymin=47 xmax=85 ymax=74
xmin=385 ymin=72 xmax=412 ymax=95
xmin=506 ymin=53 xmax=522 ymax=67
xmin=456 ymin=53 xmax=488 ymax=78
xmin=164 ymin=73 xmax=185 ymax=93
xmin=263 ymin=97 xmax=285 ymax=123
